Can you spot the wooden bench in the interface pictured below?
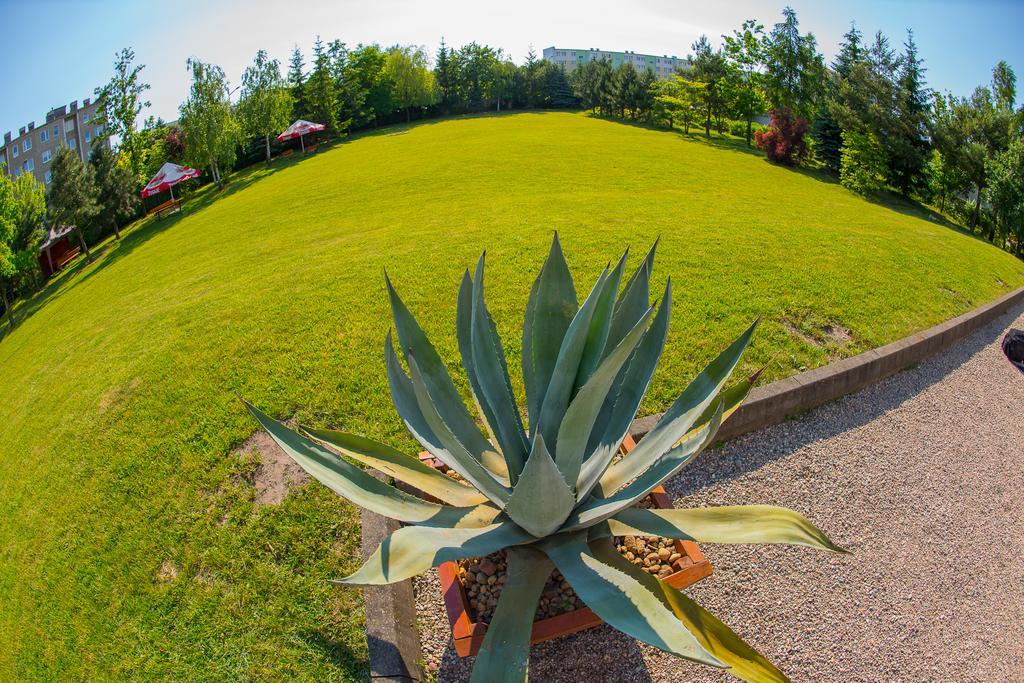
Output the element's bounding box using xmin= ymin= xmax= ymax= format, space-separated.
xmin=304 ymin=143 xmax=320 ymax=154
xmin=148 ymin=198 xmax=182 ymax=219
xmin=280 ymin=149 xmax=294 ymax=158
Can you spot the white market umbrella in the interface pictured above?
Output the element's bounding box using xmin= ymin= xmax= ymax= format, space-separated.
xmin=141 ymin=162 xmax=200 ymax=200
xmin=276 ymin=119 xmax=326 ymax=152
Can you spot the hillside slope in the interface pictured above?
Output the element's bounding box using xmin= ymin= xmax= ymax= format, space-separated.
xmin=1 ymin=112 xmax=1021 ymax=679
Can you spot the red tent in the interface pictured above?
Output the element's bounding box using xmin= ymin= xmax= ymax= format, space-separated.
xmin=141 ymin=162 xmax=200 ymax=200
xmin=277 ymin=119 xmax=325 ymax=152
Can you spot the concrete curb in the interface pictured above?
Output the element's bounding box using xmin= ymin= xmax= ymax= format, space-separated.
xmin=361 ymin=472 xmax=423 ymax=681
xmin=361 ymin=284 xmax=1024 ymax=681
xmin=630 ymin=285 xmax=1024 ymax=441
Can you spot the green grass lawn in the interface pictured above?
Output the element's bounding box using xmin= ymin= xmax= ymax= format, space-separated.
xmin=1 ymin=111 xmax=1022 ymax=680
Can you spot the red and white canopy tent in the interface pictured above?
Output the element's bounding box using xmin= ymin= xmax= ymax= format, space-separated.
xmin=141 ymin=162 xmax=200 ymax=201
xmin=277 ymin=119 xmax=325 ymax=152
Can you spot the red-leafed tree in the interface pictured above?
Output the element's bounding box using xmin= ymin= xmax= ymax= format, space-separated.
xmin=755 ymin=108 xmax=809 ymax=165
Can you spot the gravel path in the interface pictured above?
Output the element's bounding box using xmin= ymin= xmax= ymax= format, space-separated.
xmin=415 ymin=305 xmax=1024 ymax=682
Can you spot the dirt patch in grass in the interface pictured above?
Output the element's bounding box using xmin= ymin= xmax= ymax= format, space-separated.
xmin=235 ymin=430 xmax=309 ymax=506
xmin=782 ymin=313 xmax=854 ymax=350
xmin=156 ymin=560 xmax=179 ymax=584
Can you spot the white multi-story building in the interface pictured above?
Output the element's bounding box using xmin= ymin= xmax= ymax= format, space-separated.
xmin=0 ymin=95 xmax=108 ymax=186
xmin=542 ymin=47 xmax=690 ymax=80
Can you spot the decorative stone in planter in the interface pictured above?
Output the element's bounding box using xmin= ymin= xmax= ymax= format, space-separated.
xmin=419 ymin=434 xmax=713 ymax=658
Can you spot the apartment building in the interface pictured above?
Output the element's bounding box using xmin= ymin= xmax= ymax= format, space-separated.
xmin=542 ymin=47 xmax=690 ymax=80
xmin=0 ymin=95 xmax=108 ymax=187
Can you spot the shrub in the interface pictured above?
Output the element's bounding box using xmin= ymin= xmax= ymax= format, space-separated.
xmin=754 ymin=108 xmax=809 ymax=165
xmin=840 ymin=130 xmax=887 ymax=196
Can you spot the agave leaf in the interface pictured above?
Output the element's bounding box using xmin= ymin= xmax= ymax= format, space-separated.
xmin=469 ymin=256 xmax=529 ymax=480
xmin=605 ymin=238 xmax=657 ymax=353
xmin=679 ymin=366 xmax=764 ymax=442
xmin=523 ymin=234 xmax=578 ymax=436
xmin=504 ymin=434 xmax=576 ymax=537
xmin=301 ymin=427 xmax=488 ymax=508
xmin=606 ymin=506 xmax=848 ymax=553
xmin=469 ymin=547 xmax=553 ymax=683
xmin=576 ymin=281 xmax=672 ymax=501
xmin=405 ymin=353 xmax=512 ymax=506
xmin=536 ymin=266 xmax=609 ymax=460
xmin=457 ymin=271 xmax=500 ymax=446
xmin=243 ymin=401 xmax=498 ymax=528
xmin=556 ymin=305 xmax=652 ymax=492
xmin=588 ymin=535 xmax=790 ymax=683
xmin=385 ymin=274 xmax=495 ymax=461
xmin=574 ymin=249 xmax=627 ymax=390
xmin=337 ymin=520 xmax=532 ymax=585
xmin=540 ymin=533 xmax=724 ymax=668
xmin=598 ymin=319 xmax=757 ymax=496
xmin=385 ymin=334 xmax=509 ymax=483
xmin=565 ymin=403 xmax=723 ymax=531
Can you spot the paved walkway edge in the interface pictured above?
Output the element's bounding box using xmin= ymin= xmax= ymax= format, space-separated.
xmin=631 ymin=284 xmax=1024 ymax=441
xmin=362 ymin=284 xmax=1024 ymax=681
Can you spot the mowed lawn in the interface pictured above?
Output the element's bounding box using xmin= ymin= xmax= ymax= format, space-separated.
xmin=1 ymin=112 xmax=1022 ymax=680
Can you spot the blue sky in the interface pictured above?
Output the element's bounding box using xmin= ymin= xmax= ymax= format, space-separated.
xmin=1 ymin=0 xmax=1021 ymax=135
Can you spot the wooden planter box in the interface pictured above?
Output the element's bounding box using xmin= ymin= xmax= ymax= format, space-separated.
xmin=419 ymin=434 xmax=713 ymax=658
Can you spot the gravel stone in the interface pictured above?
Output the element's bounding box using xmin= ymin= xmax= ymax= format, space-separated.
xmin=414 ymin=305 xmax=1024 ymax=681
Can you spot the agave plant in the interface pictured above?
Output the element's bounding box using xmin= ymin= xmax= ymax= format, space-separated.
xmin=244 ymin=236 xmax=845 ymax=682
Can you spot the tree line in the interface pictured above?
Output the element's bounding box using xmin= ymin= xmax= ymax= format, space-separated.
xmin=4 ymin=9 xmax=1023 ymax=327
xmin=574 ymin=7 xmax=1023 ymax=257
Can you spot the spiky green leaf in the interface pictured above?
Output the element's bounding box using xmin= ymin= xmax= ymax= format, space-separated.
xmin=605 ymin=238 xmax=657 ymax=353
xmin=598 ymin=319 xmax=757 ymax=496
xmin=523 ymin=233 xmax=578 ymax=435
xmin=302 ymin=427 xmax=488 ymax=508
xmin=588 ymin=536 xmax=790 ymax=683
xmin=606 ymin=506 xmax=847 ymax=553
xmin=504 ymin=434 xmax=575 ymax=537
xmin=536 ymin=266 xmax=608 ymax=462
xmin=405 ymin=353 xmax=512 ymax=506
xmin=469 ymin=255 xmax=529 ymax=479
xmin=384 ymin=334 xmax=509 ymax=483
xmin=540 ymin=533 xmax=724 ymax=668
xmin=385 ymin=274 xmax=495 ymax=459
xmin=469 ymin=547 xmax=553 ymax=683
xmin=243 ymin=401 xmax=498 ymax=528
xmin=576 ymin=281 xmax=672 ymax=500
xmin=565 ymin=403 xmax=723 ymax=531
xmin=556 ymin=304 xmax=652 ymax=491
xmin=574 ymin=249 xmax=627 ymax=389
xmin=337 ymin=520 xmax=532 ymax=585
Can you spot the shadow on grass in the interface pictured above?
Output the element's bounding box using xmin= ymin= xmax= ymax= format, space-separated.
xmin=664 ymin=298 xmax=1024 ymax=501
xmin=299 ymin=629 xmax=368 ymax=680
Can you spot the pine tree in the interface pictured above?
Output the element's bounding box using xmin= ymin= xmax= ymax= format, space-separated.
xmin=304 ymin=36 xmax=341 ymax=134
xmin=435 ymin=38 xmax=454 ymax=113
xmin=46 ymin=147 xmax=100 ymax=261
xmin=814 ymin=22 xmax=864 ymax=172
xmin=545 ymin=65 xmax=576 ymax=108
xmin=287 ymin=45 xmax=305 ymax=118
xmin=90 ymin=141 xmax=138 ymax=240
xmin=890 ymin=29 xmax=931 ymax=196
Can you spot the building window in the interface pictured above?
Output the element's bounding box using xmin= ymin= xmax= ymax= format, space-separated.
xmin=11 ymin=145 xmax=18 ymax=158
xmin=24 ymin=159 xmax=34 ymax=172
xmin=85 ymin=131 xmax=91 ymax=144
xmin=53 ymin=125 xmax=60 ymax=139
xmin=23 ymin=138 xmax=31 ymax=152
xmin=83 ymin=113 xmax=91 ymax=123
xmin=42 ymin=150 xmax=52 ymax=163
xmin=95 ymin=127 xmax=103 ymax=138
xmin=45 ymin=171 xmax=52 ymax=184
xmin=65 ymin=120 xmax=74 ymax=133
xmin=40 ymin=129 xmax=49 ymax=143
xmin=68 ymin=137 xmax=77 ymax=150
